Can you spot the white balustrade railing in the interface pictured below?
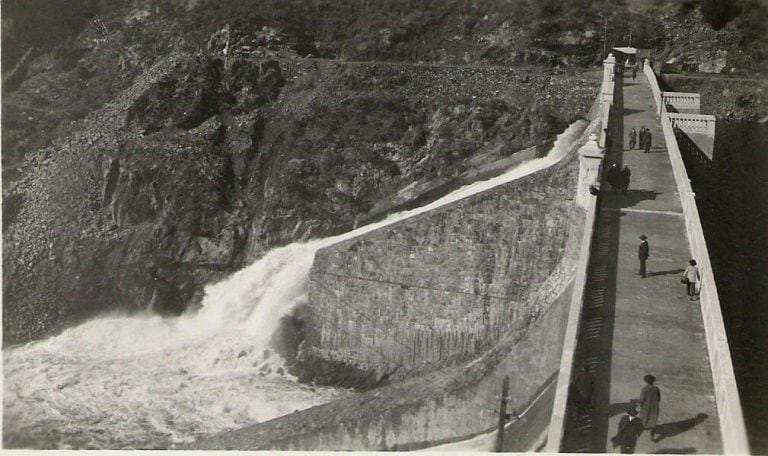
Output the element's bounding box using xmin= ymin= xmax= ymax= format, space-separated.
xmin=667 ymin=113 xmax=716 ymax=138
xmin=662 ymin=91 xmax=701 ymax=113
xmin=644 ymin=62 xmax=750 ymax=454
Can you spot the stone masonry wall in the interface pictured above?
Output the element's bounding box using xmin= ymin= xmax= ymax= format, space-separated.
xmin=189 ymin=277 xmax=576 ymax=451
xmin=301 ymin=146 xmax=581 ymax=385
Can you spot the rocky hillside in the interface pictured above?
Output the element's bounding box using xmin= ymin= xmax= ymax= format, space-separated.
xmin=2 ymin=0 xmax=765 ymax=345
xmin=2 ymin=1 xmax=601 ymax=345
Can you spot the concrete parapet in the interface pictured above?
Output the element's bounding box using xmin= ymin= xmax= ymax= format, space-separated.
xmin=545 ymin=176 xmax=599 ymax=452
xmin=644 ymin=59 xmax=663 ymax=115
xmin=663 ymin=91 xmax=701 ymax=114
xmin=645 ymin=65 xmax=750 ymax=455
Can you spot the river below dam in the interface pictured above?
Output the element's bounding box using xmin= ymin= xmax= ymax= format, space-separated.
xmin=3 ymin=120 xmax=588 ymax=450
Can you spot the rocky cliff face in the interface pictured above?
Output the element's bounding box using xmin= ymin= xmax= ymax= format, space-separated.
xmin=2 ymin=2 xmax=601 ymax=345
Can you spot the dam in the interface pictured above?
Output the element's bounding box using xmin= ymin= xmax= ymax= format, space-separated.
xmin=189 ymin=55 xmax=750 ymax=453
xmin=3 ymin=56 xmax=751 ymax=454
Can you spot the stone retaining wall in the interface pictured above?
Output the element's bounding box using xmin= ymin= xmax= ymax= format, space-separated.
xmin=301 ymin=148 xmax=582 ymax=386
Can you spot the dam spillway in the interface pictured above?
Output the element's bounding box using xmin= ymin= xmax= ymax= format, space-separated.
xmin=188 ymin=118 xmax=596 ymax=450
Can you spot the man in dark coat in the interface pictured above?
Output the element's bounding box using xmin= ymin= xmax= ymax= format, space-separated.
xmin=611 ymin=406 xmax=645 ymax=453
xmin=620 ymin=165 xmax=631 ymax=194
xmin=607 ymin=163 xmax=621 ymax=192
xmin=643 ymin=130 xmax=653 ymax=153
xmin=637 ymin=126 xmax=646 ymax=150
xmin=638 ymin=234 xmax=649 ymax=278
xmin=629 ymin=127 xmax=637 ymax=150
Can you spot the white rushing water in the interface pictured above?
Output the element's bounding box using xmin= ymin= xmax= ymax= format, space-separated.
xmin=3 ymin=120 xmax=588 ymax=449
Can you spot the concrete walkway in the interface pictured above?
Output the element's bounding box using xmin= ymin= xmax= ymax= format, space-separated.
xmin=561 ymin=75 xmax=722 ymax=453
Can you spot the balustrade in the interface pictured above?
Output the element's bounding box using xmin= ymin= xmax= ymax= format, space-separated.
xmin=662 ymin=92 xmax=701 ymax=114
xmin=667 ymin=113 xmax=716 ymax=138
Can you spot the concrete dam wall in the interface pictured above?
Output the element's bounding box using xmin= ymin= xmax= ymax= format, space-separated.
xmin=191 ymin=279 xmax=575 ymax=450
xmin=189 ymin=119 xmax=599 ymax=450
xmin=300 ymin=138 xmax=584 ymax=387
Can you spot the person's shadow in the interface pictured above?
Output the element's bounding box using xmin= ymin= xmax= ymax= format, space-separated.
xmin=608 ymin=400 xmax=638 ymax=417
xmin=652 ymin=413 xmax=709 ymax=442
xmin=645 ymin=268 xmax=685 ymax=278
xmin=650 ymin=448 xmax=697 ymax=454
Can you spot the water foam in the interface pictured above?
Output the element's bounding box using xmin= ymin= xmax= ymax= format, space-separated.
xmin=3 ymin=119 xmax=588 ymax=449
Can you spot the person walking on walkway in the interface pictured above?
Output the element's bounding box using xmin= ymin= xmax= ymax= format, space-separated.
xmin=643 ymin=130 xmax=653 ymax=154
xmin=620 ymin=165 xmax=631 ymax=194
xmin=607 ymin=163 xmax=621 ymax=192
xmin=682 ymin=259 xmax=700 ymax=300
xmin=629 ymin=127 xmax=637 ymax=150
xmin=638 ymin=235 xmax=649 ymax=278
xmin=611 ymin=406 xmax=644 ymax=453
xmin=632 ymin=66 xmax=638 ymax=80
xmin=639 ymin=374 xmax=661 ymax=440
xmin=638 ymin=126 xmax=646 ymax=150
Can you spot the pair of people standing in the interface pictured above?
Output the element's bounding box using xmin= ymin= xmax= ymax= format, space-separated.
xmin=607 ymin=163 xmax=631 ymax=194
xmin=629 ymin=126 xmax=652 ymax=153
xmin=611 ymin=374 xmax=661 ymax=453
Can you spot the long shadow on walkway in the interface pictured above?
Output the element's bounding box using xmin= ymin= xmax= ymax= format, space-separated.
xmin=559 ymin=207 xmax=622 ymax=452
xmin=652 ymin=414 xmax=709 ymax=443
xmin=560 ymin=78 xmax=627 ymax=453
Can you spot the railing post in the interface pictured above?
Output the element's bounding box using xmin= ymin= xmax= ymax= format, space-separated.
xmin=576 ymin=133 xmax=605 ymax=209
xmin=602 ymin=53 xmax=616 ymax=92
xmin=495 ymin=375 xmax=511 ymax=452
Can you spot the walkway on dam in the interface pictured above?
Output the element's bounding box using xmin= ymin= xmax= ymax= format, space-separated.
xmin=561 ymin=74 xmax=722 ymax=453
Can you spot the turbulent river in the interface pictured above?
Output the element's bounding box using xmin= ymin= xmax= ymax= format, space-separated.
xmin=3 ymin=120 xmax=588 ymax=449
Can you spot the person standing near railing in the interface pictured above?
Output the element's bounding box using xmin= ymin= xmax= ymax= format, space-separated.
xmin=643 ymin=130 xmax=653 ymax=154
xmin=682 ymin=259 xmax=700 ymax=301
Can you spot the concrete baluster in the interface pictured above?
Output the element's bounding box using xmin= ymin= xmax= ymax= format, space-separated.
xmin=576 ymin=133 xmax=604 ymax=209
xmin=602 ymin=53 xmax=616 ymax=93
